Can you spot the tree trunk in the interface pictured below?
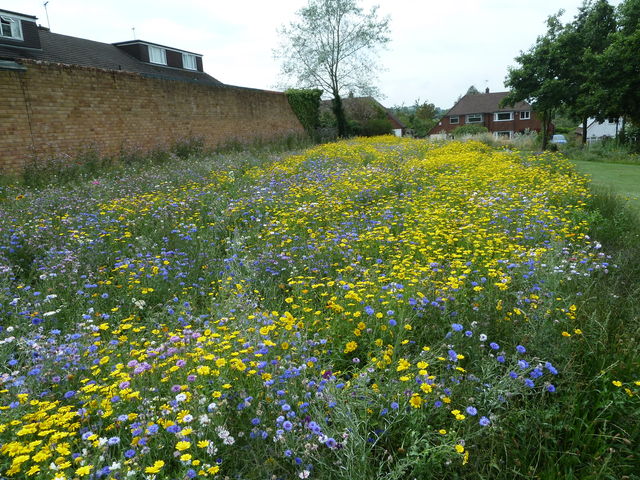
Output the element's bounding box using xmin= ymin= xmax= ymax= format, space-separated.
xmin=332 ymin=94 xmax=348 ymax=138
xmin=582 ymin=117 xmax=588 ymax=145
xmin=541 ymin=110 xmax=550 ymax=150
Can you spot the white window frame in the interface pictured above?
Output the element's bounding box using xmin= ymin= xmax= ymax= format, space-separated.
xmin=494 ymin=112 xmax=514 ymax=122
xmin=449 ymin=116 xmax=459 ymax=125
xmin=182 ymin=53 xmax=197 ymax=70
xmin=466 ymin=113 xmax=483 ymax=123
xmin=520 ymin=111 xmax=531 ymax=120
xmin=0 ymin=15 xmax=23 ymax=40
xmin=148 ymin=45 xmax=167 ymax=65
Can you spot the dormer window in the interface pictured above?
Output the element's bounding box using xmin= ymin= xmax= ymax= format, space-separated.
xmin=148 ymin=45 xmax=166 ymax=65
xmin=1 ymin=15 xmax=23 ymax=40
xmin=183 ymin=53 xmax=197 ymax=70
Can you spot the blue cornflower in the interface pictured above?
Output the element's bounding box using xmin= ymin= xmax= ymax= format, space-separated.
xmin=466 ymin=406 xmax=478 ymax=416
xmin=107 ymin=436 xmax=120 ymax=445
xmin=364 ymin=306 xmax=375 ymax=315
xmin=283 ymin=421 xmax=293 ymax=431
xmin=545 ymin=362 xmax=558 ymax=375
xmin=451 ymin=323 xmax=463 ymax=332
xmin=251 ymin=417 xmax=261 ymax=426
xmin=124 ymin=449 xmax=136 ymax=458
xmin=546 ymin=384 xmax=556 ymax=393
xmin=479 ymin=416 xmax=491 ymax=426
xmin=516 ymin=345 xmax=527 ymax=354
xmin=497 ymin=355 xmax=505 ymax=363
xmin=490 ymin=342 xmax=500 ymax=350
xmin=390 ymin=401 xmax=399 ymax=410
xmin=524 ymin=378 xmax=535 ymax=388
xmin=325 ymin=437 xmax=338 ymax=448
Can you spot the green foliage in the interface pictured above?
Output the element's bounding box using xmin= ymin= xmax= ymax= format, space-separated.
xmin=452 ymin=125 xmax=489 ymax=136
xmin=285 ymin=88 xmax=323 ymax=135
xmin=389 ymin=100 xmax=442 ymax=137
xmin=352 ymin=117 xmax=392 ymax=137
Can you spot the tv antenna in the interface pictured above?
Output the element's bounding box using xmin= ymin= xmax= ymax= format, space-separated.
xmin=43 ymin=1 xmax=51 ymax=29
xmin=132 ymin=27 xmax=136 ymax=39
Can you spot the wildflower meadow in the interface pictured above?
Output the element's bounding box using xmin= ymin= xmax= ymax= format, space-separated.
xmin=1 ymin=137 xmax=638 ymax=479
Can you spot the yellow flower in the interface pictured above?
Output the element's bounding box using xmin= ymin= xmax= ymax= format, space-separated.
xmin=612 ymin=380 xmax=622 ymax=387
xmin=344 ymin=341 xmax=358 ymax=353
xmin=145 ymin=460 xmax=165 ymax=474
xmin=455 ymin=444 xmax=465 ymax=454
xmin=75 ymin=465 xmax=93 ymax=477
xmin=176 ymin=440 xmax=191 ymax=451
xmin=396 ymin=358 xmax=411 ymax=372
xmin=409 ymin=393 xmax=423 ymax=408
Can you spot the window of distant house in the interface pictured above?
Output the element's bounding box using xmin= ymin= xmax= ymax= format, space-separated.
xmin=0 ymin=15 xmax=23 ymax=40
xmin=494 ymin=112 xmax=514 ymax=121
xmin=466 ymin=113 xmax=482 ymax=123
xmin=450 ymin=116 xmax=459 ymax=124
xmin=148 ymin=45 xmax=167 ymax=65
xmin=520 ymin=111 xmax=531 ymax=120
xmin=182 ymin=53 xmax=197 ymax=70
xmin=607 ymin=117 xmax=617 ymax=124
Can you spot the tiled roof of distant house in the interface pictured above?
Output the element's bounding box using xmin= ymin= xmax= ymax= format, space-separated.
xmin=446 ymin=92 xmax=531 ymax=115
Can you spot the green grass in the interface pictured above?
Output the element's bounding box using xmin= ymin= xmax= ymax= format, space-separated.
xmin=570 ymin=159 xmax=640 ymax=214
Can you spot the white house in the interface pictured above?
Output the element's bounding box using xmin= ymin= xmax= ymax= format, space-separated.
xmin=578 ymin=117 xmax=622 ymax=142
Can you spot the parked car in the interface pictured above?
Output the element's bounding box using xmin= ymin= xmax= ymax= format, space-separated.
xmin=550 ymin=134 xmax=568 ymax=144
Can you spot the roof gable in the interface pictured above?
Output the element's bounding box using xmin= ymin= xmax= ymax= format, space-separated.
xmin=446 ymin=92 xmax=531 ymax=116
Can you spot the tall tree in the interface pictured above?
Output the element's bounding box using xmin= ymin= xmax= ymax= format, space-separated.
xmin=274 ymin=0 xmax=390 ymax=137
xmin=595 ymin=0 xmax=640 ymax=128
xmin=503 ymin=14 xmax=571 ymax=149
xmin=567 ymin=0 xmax=617 ymax=143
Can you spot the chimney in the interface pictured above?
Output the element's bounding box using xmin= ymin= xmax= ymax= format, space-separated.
xmin=485 ymin=87 xmax=490 ymax=94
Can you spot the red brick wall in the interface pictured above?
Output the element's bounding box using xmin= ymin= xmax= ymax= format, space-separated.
xmin=0 ymin=60 xmax=305 ymax=174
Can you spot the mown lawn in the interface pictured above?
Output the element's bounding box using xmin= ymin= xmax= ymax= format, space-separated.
xmin=571 ymin=158 xmax=640 ymax=213
xmin=0 ymin=137 xmax=638 ymax=480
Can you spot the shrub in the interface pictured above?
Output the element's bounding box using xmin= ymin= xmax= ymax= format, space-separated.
xmin=453 ymin=124 xmax=489 ymax=136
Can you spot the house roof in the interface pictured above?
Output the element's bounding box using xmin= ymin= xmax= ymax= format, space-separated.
xmin=446 ymin=92 xmax=531 ymax=116
xmin=0 ymin=27 xmax=221 ymax=84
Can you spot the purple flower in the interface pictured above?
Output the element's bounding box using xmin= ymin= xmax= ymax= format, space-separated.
xmin=283 ymin=421 xmax=293 ymax=431
xmin=325 ymin=437 xmax=338 ymax=448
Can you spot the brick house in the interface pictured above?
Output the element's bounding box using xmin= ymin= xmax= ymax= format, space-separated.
xmin=0 ymin=8 xmax=220 ymax=84
xmin=429 ymin=89 xmax=546 ymax=138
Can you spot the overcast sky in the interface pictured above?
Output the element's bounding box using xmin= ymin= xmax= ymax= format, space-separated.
xmin=3 ymin=0 xmax=624 ymax=109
